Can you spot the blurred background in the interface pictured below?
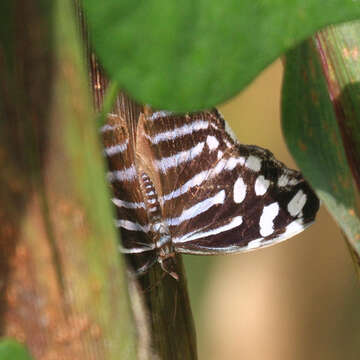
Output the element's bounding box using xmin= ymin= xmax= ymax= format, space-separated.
xmin=184 ymin=60 xmax=360 ymax=360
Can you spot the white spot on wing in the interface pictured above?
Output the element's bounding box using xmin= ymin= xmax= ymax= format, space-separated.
xmin=289 ymin=178 xmax=300 ymax=186
xmin=224 ymin=138 xmax=232 ymax=148
xmin=287 ymin=190 xmax=307 ymax=216
xmin=166 ymin=190 xmax=225 ymax=226
xmin=233 ymin=177 xmax=247 ymax=203
xmin=259 ymin=202 xmax=280 ymax=237
xmin=246 ymin=219 xmax=306 ymax=251
xmin=247 ymin=238 xmax=263 ymax=250
xmin=285 ymin=219 xmax=305 ymax=234
xmin=269 ymin=218 xmax=307 ymax=243
xmin=254 ymin=175 xmax=270 ymax=196
xmin=278 ymin=174 xmax=289 ymax=187
xmin=278 ymin=173 xmax=300 ymax=187
xmin=224 ymin=157 xmax=245 ymax=171
xmin=245 ymin=155 xmax=262 ymax=172
xmin=206 ymin=135 xmax=219 ymax=151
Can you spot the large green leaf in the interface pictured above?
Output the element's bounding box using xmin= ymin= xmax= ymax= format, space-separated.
xmin=282 ymin=38 xmax=360 ymax=253
xmin=82 ymin=0 xmax=360 ymax=111
xmin=0 ymin=340 xmax=33 ymax=360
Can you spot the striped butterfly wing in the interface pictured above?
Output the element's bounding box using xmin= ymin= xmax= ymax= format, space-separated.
xmin=102 ymin=114 xmax=153 ymax=252
xmin=144 ymin=110 xmax=319 ymax=254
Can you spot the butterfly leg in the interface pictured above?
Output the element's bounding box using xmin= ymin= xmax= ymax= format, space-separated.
xmin=133 ymin=256 xmax=158 ymax=277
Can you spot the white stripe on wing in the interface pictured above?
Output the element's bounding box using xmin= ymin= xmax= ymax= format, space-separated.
xmin=147 ymin=120 xmax=209 ymax=144
xmin=173 ymin=216 xmax=243 ymax=244
xmin=166 ymin=190 xmax=225 ymax=226
xmin=107 ymin=165 xmax=137 ymax=182
xmin=155 ymin=142 xmax=205 ymax=174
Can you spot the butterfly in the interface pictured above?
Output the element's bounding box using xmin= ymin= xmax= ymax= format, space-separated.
xmin=101 ymin=108 xmax=319 ymax=279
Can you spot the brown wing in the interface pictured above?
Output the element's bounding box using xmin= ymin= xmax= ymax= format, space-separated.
xmin=102 ymin=113 xmax=151 ymax=250
xmin=142 ymin=110 xmax=319 ymax=254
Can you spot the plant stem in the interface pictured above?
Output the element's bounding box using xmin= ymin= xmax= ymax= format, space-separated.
xmin=83 ymin=15 xmax=198 ymax=360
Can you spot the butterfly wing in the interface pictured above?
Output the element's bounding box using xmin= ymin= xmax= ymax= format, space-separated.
xmin=144 ymin=110 xmax=319 ymax=254
xmin=102 ymin=114 xmax=153 ymax=252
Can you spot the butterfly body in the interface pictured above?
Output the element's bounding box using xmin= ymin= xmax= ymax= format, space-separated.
xmin=139 ymin=169 xmax=178 ymax=279
xmin=102 ymin=109 xmax=319 ymax=278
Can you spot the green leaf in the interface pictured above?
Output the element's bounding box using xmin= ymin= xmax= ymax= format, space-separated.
xmin=282 ymin=38 xmax=360 ymax=254
xmin=316 ymin=22 xmax=360 ymax=193
xmin=82 ymin=0 xmax=360 ymax=111
xmin=0 ymin=339 xmax=33 ymax=360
